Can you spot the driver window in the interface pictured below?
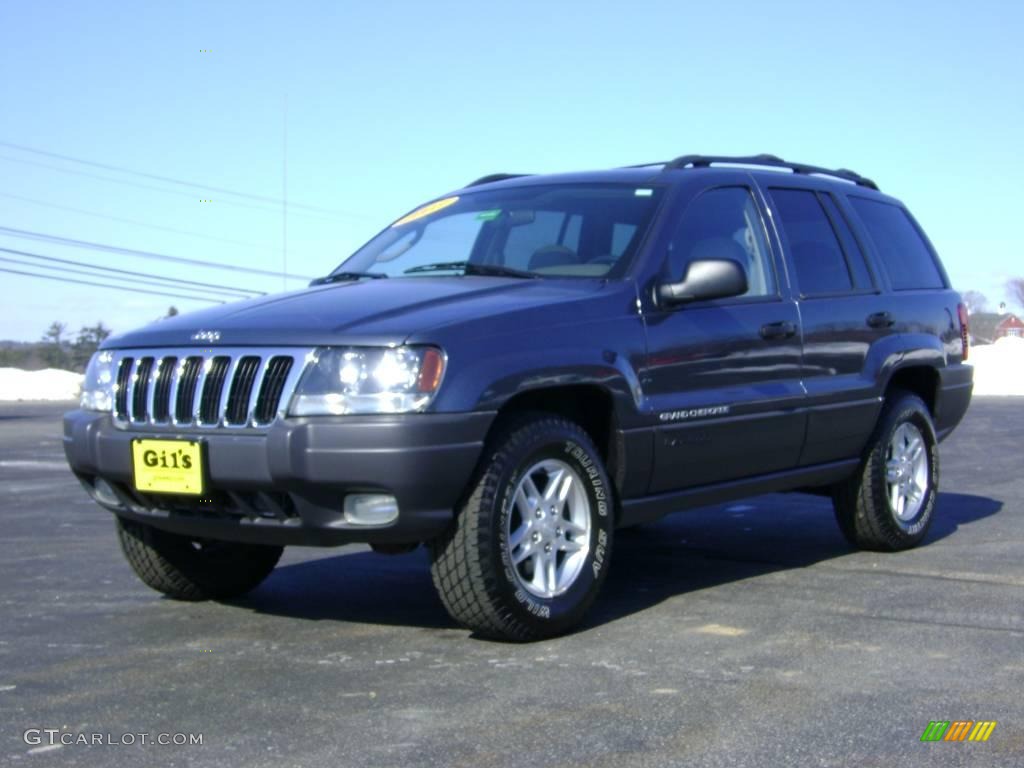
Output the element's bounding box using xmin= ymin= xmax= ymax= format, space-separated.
xmin=668 ymin=187 xmax=776 ymax=298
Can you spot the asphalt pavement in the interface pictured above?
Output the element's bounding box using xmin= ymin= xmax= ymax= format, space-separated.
xmin=0 ymin=399 xmax=1021 ymax=767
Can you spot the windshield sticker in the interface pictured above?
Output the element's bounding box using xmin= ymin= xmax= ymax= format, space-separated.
xmin=476 ymin=209 xmax=502 ymax=221
xmin=391 ymin=196 xmax=460 ymax=228
xmin=634 ymin=188 xmax=654 ymax=197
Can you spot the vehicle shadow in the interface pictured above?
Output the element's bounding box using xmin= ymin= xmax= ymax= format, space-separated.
xmin=238 ymin=491 xmax=1002 ymax=634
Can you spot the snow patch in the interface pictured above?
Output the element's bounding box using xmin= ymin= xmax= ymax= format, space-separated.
xmin=0 ymin=368 xmax=83 ymax=402
xmin=968 ymin=336 xmax=1024 ymax=397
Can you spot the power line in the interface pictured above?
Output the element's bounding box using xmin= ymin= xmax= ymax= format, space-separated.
xmin=0 ymin=256 xmax=244 ymax=303
xmin=0 ymin=191 xmax=273 ymax=251
xmin=0 ymin=247 xmax=262 ymax=298
xmin=0 ymin=225 xmax=315 ymax=280
xmin=0 ymin=267 xmax=226 ymax=303
xmin=0 ymin=153 xmax=286 ymax=216
xmin=0 ymin=140 xmax=373 ymax=219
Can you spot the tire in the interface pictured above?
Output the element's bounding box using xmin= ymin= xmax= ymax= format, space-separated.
xmin=116 ymin=518 xmax=283 ymax=600
xmin=429 ymin=413 xmax=614 ymax=641
xmin=832 ymin=391 xmax=940 ymax=551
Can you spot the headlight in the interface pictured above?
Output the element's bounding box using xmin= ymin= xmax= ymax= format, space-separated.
xmin=80 ymin=350 xmax=116 ymax=411
xmin=290 ymin=346 xmax=446 ymax=415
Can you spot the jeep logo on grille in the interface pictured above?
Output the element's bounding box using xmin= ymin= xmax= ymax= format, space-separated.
xmin=190 ymin=330 xmax=221 ymax=342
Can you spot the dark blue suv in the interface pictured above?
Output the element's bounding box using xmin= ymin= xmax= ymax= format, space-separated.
xmin=64 ymin=154 xmax=973 ymax=641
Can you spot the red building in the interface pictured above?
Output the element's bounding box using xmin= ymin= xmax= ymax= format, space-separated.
xmin=995 ymin=314 xmax=1024 ymax=339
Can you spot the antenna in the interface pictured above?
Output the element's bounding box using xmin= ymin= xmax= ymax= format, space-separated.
xmin=282 ymin=93 xmax=288 ymax=292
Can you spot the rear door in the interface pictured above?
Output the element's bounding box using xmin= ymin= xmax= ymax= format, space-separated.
xmin=760 ymin=185 xmax=894 ymax=465
xmin=643 ymin=184 xmax=806 ymax=492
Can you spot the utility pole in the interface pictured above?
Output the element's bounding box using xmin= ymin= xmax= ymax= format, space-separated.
xmin=282 ymin=93 xmax=288 ymax=292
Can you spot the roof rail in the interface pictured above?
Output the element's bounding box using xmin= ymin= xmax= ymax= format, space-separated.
xmin=466 ymin=173 xmax=531 ymax=187
xmin=662 ymin=154 xmax=879 ymax=190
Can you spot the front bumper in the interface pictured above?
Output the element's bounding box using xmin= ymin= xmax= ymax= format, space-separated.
xmin=63 ymin=410 xmax=494 ymax=546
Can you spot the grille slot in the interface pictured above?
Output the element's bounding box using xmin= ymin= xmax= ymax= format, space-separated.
xmin=225 ymin=356 xmax=261 ymax=425
xmin=175 ymin=357 xmax=203 ymax=423
xmin=152 ymin=356 xmax=177 ymax=422
xmin=199 ymin=356 xmax=231 ymax=424
xmin=108 ymin=347 xmax=309 ymax=429
xmin=255 ymin=356 xmax=294 ymax=424
xmin=131 ymin=358 xmax=154 ymax=422
xmin=114 ymin=357 xmax=134 ymax=420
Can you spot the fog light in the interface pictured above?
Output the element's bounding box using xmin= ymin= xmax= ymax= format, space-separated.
xmin=343 ymin=494 xmax=399 ymax=526
xmin=93 ymin=478 xmax=121 ymax=507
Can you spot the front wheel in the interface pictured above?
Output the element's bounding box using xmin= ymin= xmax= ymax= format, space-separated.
xmin=832 ymin=391 xmax=939 ymax=551
xmin=116 ymin=518 xmax=283 ymax=600
xmin=429 ymin=414 xmax=614 ymax=641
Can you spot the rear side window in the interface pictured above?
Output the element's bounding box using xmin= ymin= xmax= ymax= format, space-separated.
xmin=848 ymin=198 xmax=945 ymax=290
xmin=769 ymin=189 xmax=853 ymax=296
xmin=819 ymin=195 xmax=874 ymax=290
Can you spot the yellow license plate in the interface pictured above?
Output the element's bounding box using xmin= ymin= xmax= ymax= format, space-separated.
xmin=131 ymin=439 xmax=204 ymax=495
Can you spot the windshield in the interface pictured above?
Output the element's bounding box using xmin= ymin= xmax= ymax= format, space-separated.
xmin=331 ymin=183 xmax=665 ymax=279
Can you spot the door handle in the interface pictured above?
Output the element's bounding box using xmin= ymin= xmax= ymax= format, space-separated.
xmin=760 ymin=321 xmax=797 ymax=340
xmin=867 ymin=311 xmax=894 ymax=329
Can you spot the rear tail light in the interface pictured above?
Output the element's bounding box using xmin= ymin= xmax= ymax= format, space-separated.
xmin=957 ymin=302 xmax=969 ymax=361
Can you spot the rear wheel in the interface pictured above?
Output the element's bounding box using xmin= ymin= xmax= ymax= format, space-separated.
xmin=832 ymin=392 xmax=939 ymax=551
xmin=429 ymin=414 xmax=614 ymax=641
xmin=116 ymin=518 xmax=283 ymax=600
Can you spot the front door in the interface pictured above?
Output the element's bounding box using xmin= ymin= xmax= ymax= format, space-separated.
xmin=642 ymin=184 xmax=805 ymax=493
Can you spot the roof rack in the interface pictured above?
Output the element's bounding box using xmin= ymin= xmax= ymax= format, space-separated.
xmin=466 ymin=173 xmax=531 ymax=187
xmin=662 ymin=154 xmax=879 ymax=190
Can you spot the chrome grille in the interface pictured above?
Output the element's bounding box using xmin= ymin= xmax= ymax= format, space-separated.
xmin=131 ymin=358 xmax=154 ymax=422
xmin=110 ymin=347 xmax=311 ymax=429
xmin=225 ymin=356 xmax=262 ymax=425
xmin=114 ymin=356 xmax=134 ymax=420
xmin=151 ymin=356 xmax=177 ymax=422
xmin=174 ymin=357 xmax=203 ymax=423
xmin=254 ymin=357 xmax=294 ymax=424
xmin=199 ymin=356 xmax=231 ymax=424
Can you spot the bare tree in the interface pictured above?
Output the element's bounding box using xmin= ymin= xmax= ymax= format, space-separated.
xmin=1007 ymin=278 xmax=1024 ymax=311
xmin=962 ymin=290 xmax=988 ymax=314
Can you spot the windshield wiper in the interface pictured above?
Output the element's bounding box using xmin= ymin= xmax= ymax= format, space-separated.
xmin=465 ymin=263 xmax=539 ymax=279
xmin=309 ymin=271 xmax=388 ymax=286
xmin=403 ymin=261 xmax=467 ymax=274
xmin=404 ymin=261 xmax=538 ymax=279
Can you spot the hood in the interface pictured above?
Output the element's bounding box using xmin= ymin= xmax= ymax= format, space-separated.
xmin=105 ymin=276 xmax=614 ymax=348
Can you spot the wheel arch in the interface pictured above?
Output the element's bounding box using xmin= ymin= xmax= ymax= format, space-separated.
xmin=485 ymin=383 xmax=642 ymax=517
xmin=883 ymin=365 xmax=940 ymax=416
xmin=491 ymin=384 xmax=618 ymax=459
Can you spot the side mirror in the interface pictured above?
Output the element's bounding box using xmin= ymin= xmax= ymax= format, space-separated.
xmin=657 ymin=258 xmax=748 ymax=306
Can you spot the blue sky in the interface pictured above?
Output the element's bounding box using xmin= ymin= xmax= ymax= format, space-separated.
xmin=1 ymin=0 xmax=1021 ymax=341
